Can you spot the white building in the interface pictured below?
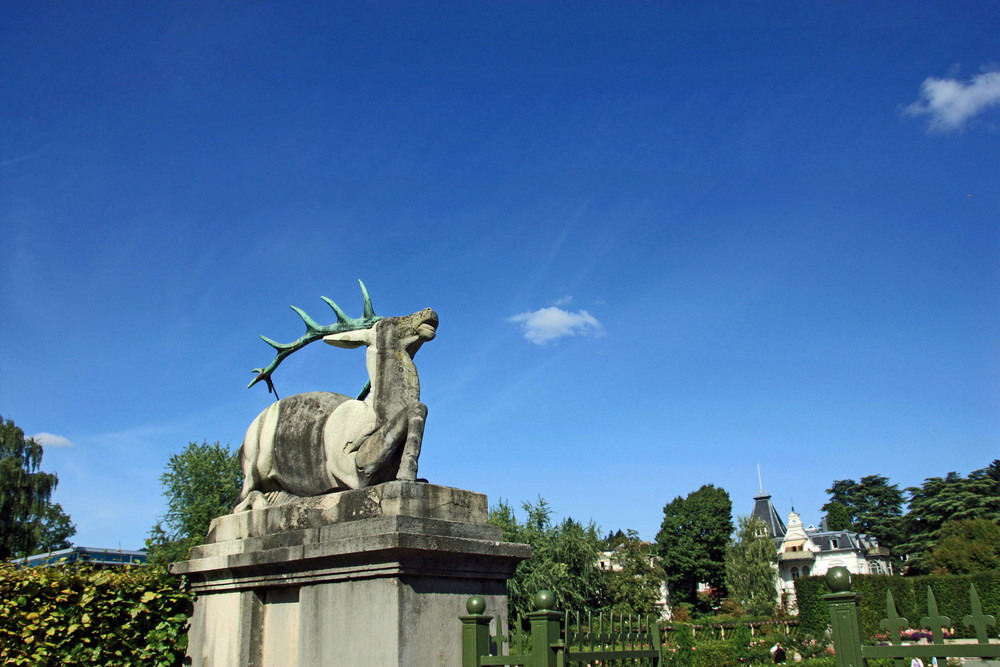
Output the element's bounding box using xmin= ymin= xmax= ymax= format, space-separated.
xmin=597 ymin=541 xmax=671 ymax=619
xmin=751 ymin=489 xmax=894 ymax=611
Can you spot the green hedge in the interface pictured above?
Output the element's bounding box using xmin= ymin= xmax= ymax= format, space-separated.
xmin=794 ymin=570 xmax=1000 ymax=640
xmin=0 ymin=563 xmax=192 ymax=666
xmin=792 ymin=575 xmax=829 ymax=638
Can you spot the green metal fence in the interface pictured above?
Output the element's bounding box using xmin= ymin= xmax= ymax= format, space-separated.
xmin=460 ymin=591 xmax=662 ymax=667
xmin=824 ymin=566 xmax=1000 ymax=667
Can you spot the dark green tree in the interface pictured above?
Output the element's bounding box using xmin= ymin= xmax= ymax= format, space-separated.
xmin=655 ymin=484 xmax=733 ymax=607
xmin=32 ymin=501 xmax=76 ymax=554
xmin=0 ymin=415 xmax=73 ymax=559
xmin=146 ymin=440 xmax=242 ymax=567
xmin=928 ymin=518 xmax=1000 ymax=575
xmin=724 ymin=515 xmax=777 ymax=617
xmin=821 ymin=475 xmax=904 ymax=548
xmin=823 ymin=501 xmax=852 ymax=531
xmin=599 ymin=529 xmax=666 ymax=617
xmin=488 ymin=497 xmax=603 ymax=619
xmin=899 ymin=461 xmax=1000 ymax=573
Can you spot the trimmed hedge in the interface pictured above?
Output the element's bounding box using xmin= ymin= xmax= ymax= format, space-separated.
xmin=794 ymin=570 xmax=1000 ymax=640
xmin=0 ymin=563 xmax=192 ymax=666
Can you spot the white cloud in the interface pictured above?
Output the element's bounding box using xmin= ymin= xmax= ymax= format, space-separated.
xmin=906 ymin=70 xmax=1000 ymax=131
xmin=509 ymin=306 xmax=604 ymax=345
xmin=32 ymin=432 xmax=74 ymax=448
xmin=553 ymin=296 xmax=573 ymax=307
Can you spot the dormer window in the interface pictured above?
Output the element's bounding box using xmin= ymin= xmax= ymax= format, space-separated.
xmin=831 ymin=539 xmax=839 ymax=549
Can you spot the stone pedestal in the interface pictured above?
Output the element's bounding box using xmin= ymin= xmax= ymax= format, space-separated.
xmin=171 ymin=481 xmax=530 ymax=666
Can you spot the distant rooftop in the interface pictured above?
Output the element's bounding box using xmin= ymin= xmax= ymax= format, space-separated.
xmin=10 ymin=546 xmax=148 ymax=569
xmin=751 ymin=489 xmax=787 ymax=538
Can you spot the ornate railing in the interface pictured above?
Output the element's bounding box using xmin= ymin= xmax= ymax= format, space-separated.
xmin=824 ymin=566 xmax=1000 ymax=667
xmin=460 ymin=591 xmax=662 ymax=667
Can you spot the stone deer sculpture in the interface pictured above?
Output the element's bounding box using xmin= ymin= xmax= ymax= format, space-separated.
xmin=234 ymin=281 xmax=437 ymax=512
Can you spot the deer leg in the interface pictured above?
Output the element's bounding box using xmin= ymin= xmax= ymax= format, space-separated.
xmin=355 ymin=409 xmax=411 ymax=485
xmin=396 ymin=402 xmax=427 ymax=481
xmin=236 ymin=416 xmax=264 ymax=507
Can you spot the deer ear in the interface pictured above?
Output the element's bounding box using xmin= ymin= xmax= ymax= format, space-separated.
xmin=324 ymin=330 xmax=370 ymax=348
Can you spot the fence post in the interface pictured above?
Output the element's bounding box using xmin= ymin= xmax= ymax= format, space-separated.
xmin=461 ymin=596 xmax=493 ymax=667
xmin=650 ymin=615 xmax=664 ymax=665
xmin=526 ymin=590 xmax=563 ymax=667
xmin=822 ymin=566 xmax=865 ymax=667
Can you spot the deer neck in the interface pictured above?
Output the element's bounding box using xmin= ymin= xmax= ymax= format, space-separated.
xmin=366 ymin=324 xmax=421 ymax=422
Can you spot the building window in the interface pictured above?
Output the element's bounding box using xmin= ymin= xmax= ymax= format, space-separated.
xmin=802 ymin=566 xmax=810 ymax=576
xmin=791 ymin=567 xmax=799 ymax=580
xmin=831 ymin=539 xmax=839 ymax=549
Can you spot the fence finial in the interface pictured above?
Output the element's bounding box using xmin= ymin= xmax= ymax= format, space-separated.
xmin=467 ymin=596 xmax=486 ymax=615
xmin=533 ymin=590 xmax=555 ymax=611
xmin=826 ymin=566 xmax=852 ymax=592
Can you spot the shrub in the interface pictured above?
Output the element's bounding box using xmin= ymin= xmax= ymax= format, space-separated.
xmin=665 ymin=623 xmax=696 ymax=667
xmin=0 ymin=563 xmax=192 ymax=666
xmin=794 ymin=571 xmax=1000 ymax=642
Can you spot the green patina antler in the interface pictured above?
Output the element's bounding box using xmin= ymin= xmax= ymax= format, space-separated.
xmin=249 ymin=280 xmax=382 ymax=397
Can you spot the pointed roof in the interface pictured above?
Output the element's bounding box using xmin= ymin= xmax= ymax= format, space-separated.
xmin=752 ymin=489 xmax=787 ymax=538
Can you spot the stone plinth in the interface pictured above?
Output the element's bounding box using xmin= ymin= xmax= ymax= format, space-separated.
xmin=171 ymin=482 xmax=530 ymax=666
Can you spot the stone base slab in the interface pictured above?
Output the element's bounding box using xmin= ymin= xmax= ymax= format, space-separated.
xmin=171 ymin=482 xmax=530 ymax=666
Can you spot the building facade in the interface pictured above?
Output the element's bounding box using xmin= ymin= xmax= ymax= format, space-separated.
xmin=752 ymin=490 xmax=894 ymax=611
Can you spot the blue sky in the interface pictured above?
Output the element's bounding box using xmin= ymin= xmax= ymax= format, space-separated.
xmin=2 ymin=2 xmax=997 ymax=551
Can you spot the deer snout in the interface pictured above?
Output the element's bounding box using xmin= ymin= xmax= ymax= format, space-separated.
xmin=415 ymin=308 xmax=438 ymax=340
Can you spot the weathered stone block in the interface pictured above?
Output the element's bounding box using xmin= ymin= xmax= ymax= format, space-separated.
xmin=172 ymin=482 xmax=530 ymax=666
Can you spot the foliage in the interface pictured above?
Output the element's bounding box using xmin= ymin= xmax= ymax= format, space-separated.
xmin=0 ymin=415 xmax=74 ymax=560
xmin=822 ymin=475 xmax=904 ymax=548
xmin=0 ymin=562 xmax=192 ymax=665
xmin=898 ymin=461 xmax=1000 ymax=573
xmin=489 ymin=497 xmax=603 ymax=619
xmin=727 ymin=624 xmax=753 ymax=663
xmin=791 ymin=575 xmax=830 ymax=638
xmin=599 ymin=529 xmax=666 ymax=617
xmin=656 ymin=484 xmax=733 ymax=606
xmin=797 ymin=658 xmax=836 ymax=667
xmin=794 ymin=571 xmax=1000 ymax=642
xmin=664 ymin=622 xmax=696 ymax=667
xmin=33 ymin=502 xmax=76 ymax=555
xmin=823 ymin=502 xmax=851 ymax=532
xmin=146 ymin=440 xmax=242 ymax=567
xmin=662 ymin=626 xmax=779 ymax=667
xmin=928 ymin=518 xmax=1000 ymax=574
xmin=725 ymin=515 xmax=778 ymax=617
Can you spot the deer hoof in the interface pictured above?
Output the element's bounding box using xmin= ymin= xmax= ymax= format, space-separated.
xmin=233 ymin=490 xmax=268 ymax=513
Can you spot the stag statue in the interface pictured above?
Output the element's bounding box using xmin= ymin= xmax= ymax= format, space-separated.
xmin=234 ymin=281 xmax=438 ymax=512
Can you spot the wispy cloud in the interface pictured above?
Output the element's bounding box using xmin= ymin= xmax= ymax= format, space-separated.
xmin=32 ymin=432 xmax=75 ymax=448
xmin=510 ymin=306 xmax=604 ymax=345
xmin=906 ymin=69 xmax=1000 ymax=131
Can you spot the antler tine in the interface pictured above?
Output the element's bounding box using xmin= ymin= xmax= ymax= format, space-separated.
xmin=320 ymin=296 xmax=350 ymax=323
xmin=359 ymin=279 xmax=376 ymax=320
xmin=248 ymin=280 xmax=382 ymax=392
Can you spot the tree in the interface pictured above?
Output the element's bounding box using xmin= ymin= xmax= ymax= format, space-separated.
xmin=928 ymin=518 xmax=1000 ymax=575
xmin=898 ymin=461 xmax=1000 ymax=573
xmin=32 ymin=501 xmax=76 ymax=554
xmin=0 ymin=415 xmax=74 ymax=559
xmin=724 ymin=515 xmax=777 ymax=617
xmin=823 ymin=501 xmax=852 ymax=531
xmin=821 ymin=475 xmax=904 ymax=548
xmin=655 ymin=484 xmax=733 ymax=607
xmin=599 ymin=529 xmax=666 ymax=617
xmin=146 ymin=440 xmax=242 ymax=566
xmin=489 ymin=497 xmax=603 ymax=619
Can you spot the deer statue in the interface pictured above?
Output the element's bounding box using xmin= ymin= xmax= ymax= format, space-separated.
xmin=234 ymin=281 xmax=438 ymax=512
